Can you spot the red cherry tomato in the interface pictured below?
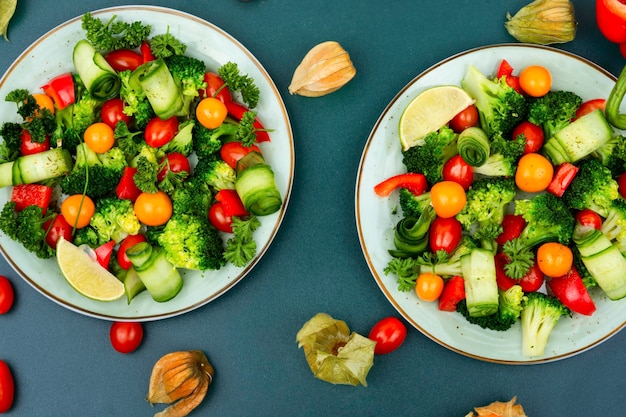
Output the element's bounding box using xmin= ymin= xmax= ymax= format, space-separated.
xmin=429 ymin=216 xmax=463 ymax=253
xmin=512 ymin=121 xmax=544 ymax=154
xmin=368 ymin=317 xmax=407 ymax=355
xmin=104 ymin=49 xmax=144 ymax=72
xmin=20 ymin=129 xmax=50 ymax=155
xmin=117 ymin=234 xmax=148 ymax=270
xmin=201 ymin=72 xmax=233 ymax=103
xmin=495 ymin=252 xmax=545 ymax=293
xmin=0 ymin=359 xmax=14 ymax=412
xmin=449 ymin=104 xmax=479 ymax=133
xmin=496 ymin=214 xmax=526 ymax=246
xmin=575 ymin=99 xmax=606 ymax=120
xmin=220 ymin=141 xmax=262 ymax=169
xmin=157 ymin=152 xmax=191 ymax=183
xmin=442 ymin=155 xmax=474 ymax=190
xmin=619 ymin=172 xmax=626 ymax=199
xmin=575 ymin=209 xmax=603 ymax=230
xmin=101 ymin=98 xmax=131 ymax=129
xmin=144 ymin=116 xmax=179 ymax=148
xmin=110 ymin=322 xmax=144 ymax=354
xmin=209 ymin=202 xmax=233 ymax=233
xmin=0 ymin=276 xmax=14 ymax=315
xmin=43 ymin=214 xmax=73 ymax=249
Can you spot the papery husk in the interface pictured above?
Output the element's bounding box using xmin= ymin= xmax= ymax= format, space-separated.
xmin=147 ymin=350 xmax=214 ymax=417
xmin=464 ymin=396 xmax=527 ymax=417
xmin=0 ymin=0 xmax=18 ymax=41
xmin=288 ymin=41 xmax=356 ymax=97
xmin=505 ymin=0 xmax=577 ymax=45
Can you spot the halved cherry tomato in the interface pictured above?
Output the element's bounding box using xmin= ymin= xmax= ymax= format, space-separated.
xmin=575 ymin=98 xmax=606 ymax=120
xmin=374 ymin=172 xmax=428 ymax=197
xmin=515 ymin=153 xmax=554 ymax=192
xmin=95 ymin=240 xmax=116 ymax=269
xmin=512 ymin=121 xmax=544 ymax=154
xmin=449 ymin=104 xmax=479 ymax=133
xmin=519 ymin=65 xmax=552 ymax=97
xmin=226 ymin=101 xmax=270 ymax=142
xmin=61 ymin=194 xmax=95 ymax=229
xmin=547 ymin=267 xmax=596 ymax=316
xmin=105 ymin=49 xmax=144 ymax=72
xmin=442 ymin=155 xmax=474 ymax=190
xmin=546 ymin=162 xmax=578 ymax=197
xmin=157 ymin=152 xmax=191 ymax=183
xmin=84 ymin=122 xmax=115 ymax=154
xmin=209 ymin=202 xmax=234 ymax=233
xmin=117 ymin=234 xmax=147 ymax=270
xmin=196 ymin=97 xmax=228 ymax=129
xmin=40 ymin=72 xmax=75 ymax=110
xmin=536 ymin=242 xmax=573 ymax=277
xmin=220 ymin=141 xmax=262 ymax=169
xmin=415 ymin=272 xmax=444 ymax=301
xmin=0 ymin=359 xmax=14 ymax=412
xmin=201 ymin=72 xmax=233 ymax=103
xmin=145 ymin=116 xmax=179 ymax=148
xmin=438 ymin=275 xmax=465 ymax=312
xmin=575 ymin=209 xmax=603 ymax=230
xmin=430 ymin=181 xmax=466 ymax=218
xmin=429 ymin=216 xmax=462 ymax=253
xmin=496 ymin=214 xmax=526 ymax=246
xmin=11 ymin=183 xmax=52 ymax=213
xmin=134 ymin=191 xmax=173 ymax=226
xmin=20 ymin=129 xmax=50 ymax=155
xmin=0 ymin=276 xmax=14 ymax=315
xmin=495 ymin=252 xmax=545 ymax=293
xmin=110 ymin=321 xmax=143 ymax=354
xmin=101 ymin=98 xmax=131 ymax=129
xmin=215 ymin=189 xmax=248 ymax=217
xmin=368 ymin=317 xmax=407 ymax=355
xmin=43 ymin=214 xmax=73 ymax=249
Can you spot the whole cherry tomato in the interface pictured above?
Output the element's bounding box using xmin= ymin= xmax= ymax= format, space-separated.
xmin=519 ymin=65 xmax=552 ymax=97
xmin=144 ymin=116 xmax=179 ymax=148
xmin=134 ymin=191 xmax=173 ymax=226
xmin=512 ymin=121 xmax=544 ymax=154
xmin=101 ymin=98 xmax=131 ymax=129
xmin=61 ymin=194 xmax=95 ymax=229
xmin=575 ymin=209 xmax=603 ymax=230
xmin=575 ymin=99 xmax=606 ymax=120
xmin=110 ymin=322 xmax=144 ymax=354
xmin=43 ymin=214 xmax=73 ymax=249
xmin=537 ymin=242 xmax=573 ymax=277
xmin=429 ymin=216 xmax=462 ymax=253
xmin=104 ymin=49 xmax=144 ymax=72
xmin=117 ymin=234 xmax=148 ymax=270
xmin=368 ymin=317 xmax=407 ymax=355
xmin=84 ymin=122 xmax=115 ymax=154
xmin=196 ymin=97 xmax=228 ymax=129
xmin=618 ymin=172 xmax=626 ymax=199
xmin=0 ymin=359 xmax=14 ymax=412
xmin=0 ymin=276 xmax=14 ymax=314
xmin=415 ymin=272 xmax=444 ymax=302
xmin=515 ymin=153 xmax=554 ymax=193
xmin=449 ymin=104 xmax=479 ymax=133
xmin=209 ymin=202 xmax=234 ymax=233
xmin=442 ymin=155 xmax=474 ymax=190
xmin=430 ymin=181 xmax=467 ymax=218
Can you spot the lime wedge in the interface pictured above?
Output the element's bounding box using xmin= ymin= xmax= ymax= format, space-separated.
xmin=56 ymin=237 xmax=124 ymax=302
xmin=399 ymin=85 xmax=474 ymax=151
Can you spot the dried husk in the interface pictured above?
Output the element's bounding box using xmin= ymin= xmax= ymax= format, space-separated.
xmin=147 ymin=350 xmax=214 ymax=417
xmin=505 ymin=0 xmax=577 ymax=45
xmin=288 ymin=41 xmax=356 ymax=97
xmin=0 ymin=0 xmax=18 ymax=41
xmin=464 ymin=396 xmax=527 ymax=417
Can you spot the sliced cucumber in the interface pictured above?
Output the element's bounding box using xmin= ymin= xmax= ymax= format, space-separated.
xmin=127 ymin=242 xmax=183 ymax=302
xmin=461 ymin=248 xmax=499 ymax=317
xmin=134 ymin=59 xmax=183 ymax=119
xmin=73 ymin=39 xmax=120 ymax=100
xmin=235 ymin=151 xmax=282 ymax=216
xmin=0 ymin=148 xmax=73 ymax=187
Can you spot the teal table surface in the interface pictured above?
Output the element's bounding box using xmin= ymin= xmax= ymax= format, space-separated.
xmin=0 ymin=1 xmax=624 ymax=416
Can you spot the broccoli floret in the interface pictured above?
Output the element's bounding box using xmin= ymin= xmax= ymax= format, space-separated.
xmin=89 ymin=197 xmax=141 ymax=245
xmin=171 ymin=176 xmax=212 ymax=217
xmin=194 ymin=158 xmax=236 ymax=191
xmin=161 ymin=120 xmax=194 ymax=156
xmin=0 ymin=202 xmax=55 ymax=259
xmin=192 ymin=115 xmax=259 ymax=159
xmin=527 ymin=90 xmax=583 ymax=139
xmin=130 ymin=143 xmax=166 ymax=193
xmin=192 ymin=121 xmax=227 ymax=159
xmin=60 ymin=143 xmax=127 ymax=198
xmin=157 ymin=213 xmax=225 ymax=270
xmin=456 ymin=177 xmax=516 ymax=247
xmin=461 ymin=65 xmax=528 ymax=137
xmin=119 ymin=70 xmax=155 ymax=129
xmin=398 ymin=188 xmax=432 ymax=219
xmin=113 ymin=121 xmax=143 ymax=161
xmin=224 ymin=215 xmax=262 ymax=267
xmin=4 ymin=89 xmax=57 ymax=144
xmin=456 ymin=285 xmax=525 ymax=332
xmin=472 ymin=133 xmax=526 ymax=177
xmin=402 ymin=126 xmax=458 ymax=185
xmin=592 ymin=134 xmax=626 ymax=178
xmin=72 ymin=225 xmax=99 ymax=248
xmin=0 ymin=122 xmax=22 ymax=162
xmin=521 ymin=292 xmax=570 ymax=357
xmin=503 ymin=193 xmax=576 ymax=278
xmin=163 ymin=54 xmax=207 ymax=116
xmin=562 ymin=158 xmax=619 ymax=217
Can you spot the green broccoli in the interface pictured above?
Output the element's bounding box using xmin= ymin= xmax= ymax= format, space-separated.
xmin=0 ymin=202 xmax=55 ymax=259
xmin=402 ymin=126 xmax=458 ymax=185
xmin=456 ymin=284 xmax=526 ymax=332
xmin=194 ymin=158 xmax=236 ymax=191
xmin=398 ymin=188 xmax=432 ymax=219
xmin=60 ymin=143 xmax=127 ymax=198
xmin=161 ymin=120 xmax=194 ymax=156
xmin=591 ymin=134 xmax=626 ymax=177
xmin=130 ymin=143 xmax=165 ymax=193
xmin=503 ymin=193 xmax=576 ymax=279
xmin=157 ymin=213 xmax=225 ymax=270
xmin=163 ymin=54 xmax=207 ymax=117
xmin=89 ymin=197 xmax=142 ymax=245
xmin=0 ymin=122 xmax=22 ymax=163
xmin=562 ymin=158 xmax=619 ymax=217
xmin=119 ymin=69 xmax=155 ymax=129
xmin=527 ymin=90 xmax=583 ymax=140
xmin=171 ymin=176 xmax=212 ymax=217
xmin=472 ymin=133 xmax=526 ymax=177
xmin=113 ymin=121 xmax=143 ymax=161
xmin=224 ymin=215 xmax=261 ymax=267
xmin=521 ymin=292 xmax=570 ymax=357
xmin=461 ymin=65 xmax=528 ymax=137
xmin=72 ymin=225 xmax=99 ymax=248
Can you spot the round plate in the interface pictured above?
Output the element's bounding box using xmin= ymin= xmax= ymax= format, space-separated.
xmin=356 ymin=44 xmax=626 ymax=364
xmin=0 ymin=6 xmax=294 ymax=321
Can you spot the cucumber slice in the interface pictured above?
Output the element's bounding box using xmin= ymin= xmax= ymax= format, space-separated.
xmin=0 ymin=148 xmax=73 ymax=187
xmin=127 ymin=242 xmax=183 ymax=303
xmin=461 ymin=249 xmax=499 ymax=317
xmin=72 ymin=40 xmax=120 ymax=100
xmin=134 ymin=59 xmax=183 ymax=119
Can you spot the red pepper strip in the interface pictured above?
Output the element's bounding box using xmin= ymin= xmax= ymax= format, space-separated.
xmin=597 ymin=0 xmax=626 ymax=44
xmin=497 ymin=59 xmax=514 ymax=78
xmin=40 ymin=73 xmax=75 ymax=110
xmin=215 ymin=189 xmax=248 ymax=217
xmin=373 ymin=172 xmax=428 ymax=197
xmin=438 ymin=276 xmax=465 ymax=312
xmin=547 ymin=267 xmax=596 ymax=316
xmin=94 ymin=240 xmax=116 ymax=269
xmin=116 ymin=167 xmax=142 ymax=202
xmin=10 ymin=184 xmax=53 ymax=214
xmin=140 ymin=41 xmax=156 ymax=63
xmin=547 ymin=162 xmax=579 ymax=197
xmin=201 ymin=72 xmax=233 ymax=104
xmin=225 ymin=101 xmax=271 ymax=142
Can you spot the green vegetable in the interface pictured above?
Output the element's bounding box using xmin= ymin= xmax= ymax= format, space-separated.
xmin=401 ymin=126 xmax=458 ymax=185
xmin=472 ymin=134 xmax=526 ymax=177
xmin=456 ymin=126 xmax=490 ymax=167
xmin=133 ymin=59 xmax=183 ymax=119
xmin=109 ymin=258 xmax=146 ymax=304
xmin=0 ymin=147 xmax=73 ymax=188
xmin=456 ymin=285 xmax=526 ymax=332
xmin=4 ymin=89 xmax=57 ymax=144
xmin=0 ymin=203 xmax=55 ymax=259
xmin=218 ymin=62 xmax=260 ymax=108
xmin=234 ymin=152 xmax=282 ymax=216
xmin=72 ymin=40 xmax=121 ymax=100
xmin=161 ymin=120 xmax=194 ymax=156
xmin=224 ymin=215 xmax=261 ymax=267
xmin=398 ymin=188 xmax=432 ymax=219
xmin=521 ymin=292 xmax=569 ymax=357
xmin=461 ymin=248 xmax=499 ymax=318
xmin=194 ymin=158 xmax=236 ymax=192
xmin=149 ymin=27 xmax=187 ymax=59
xmin=389 ymin=205 xmax=435 ymax=258
xmin=89 ymin=197 xmax=141 ymax=245
xmin=561 ymin=158 xmax=619 ymax=217
xmin=605 ymin=64 xmax=626 ymax=130
xmin=416 ymin=236 xmax=478 ymax=279
xmin=126 ymin=241 xmax=183 ymax=302
xmin=527 ymin=90 xmax=583 ymax=139
xmin=0 ymin=121 xmax=21 ymax=163
xmin=163 ymin=54 xmax=207 ymax=116
xmin=591 ymin=134 xmax=626 ymax=177
xmin=600 ymin=198 xmax=626 ymax=253
xmin=118 ymin=69 xmax=155 ymax=129
xmin=80 ymin=12 xmax=151 ymax=52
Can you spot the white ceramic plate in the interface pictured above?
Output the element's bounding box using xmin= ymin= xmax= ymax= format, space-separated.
xmin=356 ymin=44 xmax=626 ymax=364
xmin=0 ymin=6 xmax=294 ymax=321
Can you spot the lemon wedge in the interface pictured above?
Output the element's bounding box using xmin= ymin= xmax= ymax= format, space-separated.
xmin=399 ymin=85 xmax=474 ymax=151
xmin=56 ymin=237 xmax=124 ymax=302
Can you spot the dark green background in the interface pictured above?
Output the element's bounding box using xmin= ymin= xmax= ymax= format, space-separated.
xmin=0 ymin=1 xmax=624 ymax=416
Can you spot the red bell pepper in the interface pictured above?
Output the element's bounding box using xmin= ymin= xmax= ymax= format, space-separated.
xmin=215 ymin=189 xmax=248 ymax=217
xmin=597 ymin=0 xmax=626 ymax=44
xmin=225 ymin=101 xmax=271 ymax=142
xmin=116 ymin=167 xmax=142 ymax=202
xmin=20 ymin=129 xmax=50 ymax=155
xmin=496 ymin=59 xmax=522 ymax=93
xmin=373 ymin=172 xmax=428 ymax=197
xmin=140 ymin=41 xmax=156 ymax=63
xmin=547 ymin=267 xmax=596 ymax=316
xmin=547 ymin=162 xmax=579 ymax=197
xmin=201 ymin=72 xmax=233 ymax=104
xmin=40 ymin=73 xmax=75 ymax=110
xmin=495 ymin=214 xmax=526 ymax=245
xmin=438 ymin=275 xmax=465 ymax=312
xmin=10 ymin=184 xmax=53 ymax=214
xmin=94 ymin=240 xmax=116 ymax=269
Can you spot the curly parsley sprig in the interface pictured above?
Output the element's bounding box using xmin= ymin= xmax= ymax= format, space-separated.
xmin=218 ymin=62 xmax=260 ymax=108
xmin=81 ymin=12 xmax=151 ymax=52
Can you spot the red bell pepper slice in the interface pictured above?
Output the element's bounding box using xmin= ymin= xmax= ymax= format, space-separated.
xmin=495 ymin=214 xmax=526 ymax=246
xmin=597 ymin=0 xmax=626 ymax=44
xmin=438 ymin=275 xmax=465 ymax=312
xmin=20 ymin=129 xmax=50 ymax=155
xmin=10 ymin=184 xmax=53 ymax=214
xmin=373 ymin=172 xmax=428 ymax=197
xmin=547 ymin=162 xmax=579 ymax=197
xmin=40 ymin=73 xmax=75 ymax=110
xmin=116 ymin=167 xmax=142 ymax=202
xmin=201 ymin=72 xmax=233 ymax=104
xmin=547 ymin=267 xmax=596 ymax=316
xmin=225 ymin=101 xmax=271 ymax=142
xmin=497 ymin=59 xmax=514 ymax=78
xmin=94 ymin=240 xmax=116 ymax=269
xmin=140 ymin=41 xmax=156 ymax=63
xmin=215 ymin=189 xmax=248 ymax=217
